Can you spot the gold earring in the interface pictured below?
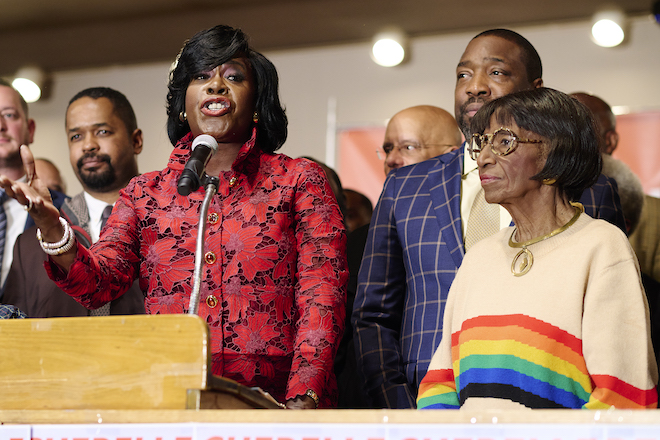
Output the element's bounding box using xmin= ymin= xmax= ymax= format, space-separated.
xmin=179 ymin=111 xmax=187 ymax=122
xmin=253 ymin=111 xmax=259 ymax=123
xmin=543 ymin=178 xmax=557 ymax=185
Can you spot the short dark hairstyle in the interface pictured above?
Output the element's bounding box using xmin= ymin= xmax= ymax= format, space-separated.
xmin=67 ymin=87 xmax=138 ymax=134
xmin=166 ymin=25 xmax=287 ymax=153
xmin=473 ymin=29 xmax=542 ymax=84
xmin=0 ymin=78 xmax=29 ymax=117
xmin=470 ymin=87 xmax=601 ymax=202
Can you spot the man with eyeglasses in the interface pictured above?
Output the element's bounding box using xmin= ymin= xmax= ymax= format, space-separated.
xmin=338 ymin=105 xmax=460 ymax=408
xmin=353 ymin=29 xmax=625 ymax=409
xmin=380 ymin=106 xmax=461 ymax=175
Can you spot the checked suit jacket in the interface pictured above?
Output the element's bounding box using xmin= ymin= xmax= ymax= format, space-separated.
xmin=352 ymin=147 xmax=625 ymax=409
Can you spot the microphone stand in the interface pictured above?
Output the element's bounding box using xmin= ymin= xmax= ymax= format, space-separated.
xmin=188 ymin=175 xmax=220 ymax=315
xmin=183 ymin=173 xmax=287 ymax=409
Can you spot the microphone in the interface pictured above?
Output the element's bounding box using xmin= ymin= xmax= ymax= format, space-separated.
xmin=177 ymin=134 xmax=219 ymax=196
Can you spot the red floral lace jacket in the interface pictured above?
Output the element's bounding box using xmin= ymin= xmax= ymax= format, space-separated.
xmin=47 ymin=130 xmax=348 ymax=407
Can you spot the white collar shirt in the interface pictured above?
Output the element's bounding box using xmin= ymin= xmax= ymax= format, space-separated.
xmin=84 ymin=192 xmax=112 ymax=244
xmin=2 ymin=175 xmax=29 ymax=286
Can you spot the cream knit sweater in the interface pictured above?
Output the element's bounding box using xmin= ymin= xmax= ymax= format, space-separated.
xmin=418 ymin=214 xmax=658 ymax=410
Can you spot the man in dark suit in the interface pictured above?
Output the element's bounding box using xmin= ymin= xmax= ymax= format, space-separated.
xmin=0 ymin=79 xmax=66 ymax=296
xmin=3 ymin=87 xmax=144 ymax=316
xmin=352 ymin=29 xmax=626 ymax=409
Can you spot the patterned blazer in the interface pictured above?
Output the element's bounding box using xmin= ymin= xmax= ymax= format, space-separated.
xmin=352 ymin=147 xmax=625 ymax=409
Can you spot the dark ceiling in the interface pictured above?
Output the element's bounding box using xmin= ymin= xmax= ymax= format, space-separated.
xmin=0 ymin=0 xmax=654 ymax=78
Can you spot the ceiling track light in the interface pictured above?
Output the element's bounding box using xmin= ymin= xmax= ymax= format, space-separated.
xmin=12 ymin=66 xmax=47 ymax=103
xmin=591 ymin=5 xmax=627 ymax=47
xmin=371 ymin=28 xmax=408 ymax=67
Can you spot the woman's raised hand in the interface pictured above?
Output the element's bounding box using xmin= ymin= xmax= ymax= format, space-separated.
xmin=0 ymin=144 xmax=63 ymax=241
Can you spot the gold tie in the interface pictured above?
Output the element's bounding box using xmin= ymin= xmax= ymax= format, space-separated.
xmin=465 ymin=188 xmax=500 ymax=251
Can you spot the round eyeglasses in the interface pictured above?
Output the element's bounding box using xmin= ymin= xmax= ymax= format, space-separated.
xmin=468 ymin=127 xmax=544 ymax=161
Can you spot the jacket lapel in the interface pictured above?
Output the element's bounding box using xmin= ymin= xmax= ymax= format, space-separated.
xmin=427 ymin=148 xmax=464 ymax=270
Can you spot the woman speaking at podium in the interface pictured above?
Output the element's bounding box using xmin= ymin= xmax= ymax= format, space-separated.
xmin=1 ymin=25 xmax=347 ymax=409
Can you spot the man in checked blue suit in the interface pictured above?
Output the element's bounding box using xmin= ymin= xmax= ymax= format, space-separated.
xmin=352 ymin=29 xmax=626 ymax=408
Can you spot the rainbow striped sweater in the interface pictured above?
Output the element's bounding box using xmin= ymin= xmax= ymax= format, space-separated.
xmin=417 ymin=215 xmax=658 ymax=410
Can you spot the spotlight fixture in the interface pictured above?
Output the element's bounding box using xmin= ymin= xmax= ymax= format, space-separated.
xmin=591 ymin=6 xmax=626 ymax=47
xmin=371 ymin=28 xmax=408 ymax=67
xmin=12 ymin=66 xmax=46 ymax=103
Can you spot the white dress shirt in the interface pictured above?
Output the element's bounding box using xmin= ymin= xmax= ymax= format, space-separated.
xmin=83 ymin=192 xmax=112 ymax=243
xmin=2 ymin=176 xmax=29 ymax=286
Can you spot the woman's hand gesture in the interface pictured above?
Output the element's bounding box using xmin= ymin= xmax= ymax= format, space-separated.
xmin=0 ymin=144 xmax=64 ymax=243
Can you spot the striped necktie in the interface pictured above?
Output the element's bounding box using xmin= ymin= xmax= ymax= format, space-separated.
xmin=100 ymin=204 xmax=112 ymax=231
xmin=0 ymin=191 xmax=7 ymax=272
xmin=89 ymin=205 xmax=113 ymax=316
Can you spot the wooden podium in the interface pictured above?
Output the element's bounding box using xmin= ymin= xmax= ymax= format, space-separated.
xmin=0 ymin=314 xmax=283 ymax=410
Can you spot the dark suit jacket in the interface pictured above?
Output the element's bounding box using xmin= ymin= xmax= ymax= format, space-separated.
xmin=335 ymin=223 xmax=371 ymax=408
xmin=352 ymin=147 xmax=625 ymax=409
xmin=0 ymin=189 xmax=67 ymax=298
xmin=3 ymin=193 xmax=145 ymax=317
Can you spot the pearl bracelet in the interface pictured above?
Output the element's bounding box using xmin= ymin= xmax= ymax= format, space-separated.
xmin=37 ymin=217 xmax=69 ymax=249
xmin=37 ymin=217 xmax=76 ymax=255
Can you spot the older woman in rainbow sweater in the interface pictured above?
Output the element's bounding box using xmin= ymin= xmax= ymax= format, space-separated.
xmin=417 ymin=88 xmax=658 ymax=410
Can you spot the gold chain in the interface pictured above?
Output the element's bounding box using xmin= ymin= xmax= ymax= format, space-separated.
xmin=509 ymin=202 xmax=583 ymax=277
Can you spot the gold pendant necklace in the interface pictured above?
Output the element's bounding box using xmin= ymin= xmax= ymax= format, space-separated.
xmin=509 ymin=202 xmax=583 ymax=277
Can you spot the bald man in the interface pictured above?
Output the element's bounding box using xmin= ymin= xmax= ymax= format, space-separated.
xmin=382 ymin=105 xmax=462 ymax=174
xmin=571 ymin=92 xmax=619 ymax=155
xmin=338 ymin=105 xmax=461 ymax=408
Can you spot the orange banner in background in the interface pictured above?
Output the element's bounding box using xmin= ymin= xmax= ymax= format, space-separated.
xmin=613 ymin=111 xmax=660 ymax=197
xmin=337 ymin=127 xmax=386 ymax=207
